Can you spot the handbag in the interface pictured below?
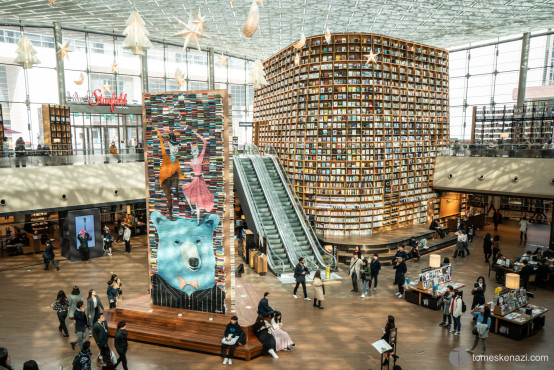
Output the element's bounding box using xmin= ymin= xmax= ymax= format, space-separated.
xmin=322 ymin=282 xmax=326 ymax=295
xmin=221 ymin=335 xmax=239 ymax=345
xmin=472 ymin=326 xmax=478 ymax=336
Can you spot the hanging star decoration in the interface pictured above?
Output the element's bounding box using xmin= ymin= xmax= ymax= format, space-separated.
xmin=173 ymin=11 xmax=209 ymax=51
xmin=249 ymin=59 xmax=268 ymax=89
xmin=243 ymin=0 xmax=260 ymax=38
xmin=111 ymin=63 xmax=118 ymax=73
xmin=14 ymin=36 xmax=40 ymax=69
xmin=48 ymin=0 xmax=56 ymax=6
xmin=217 ymin=55 xmax=228 ymax=68
xmin=102 ymin=84 xmax=112 ymax=94
xmin=254 ymin=0 xmax=264 ymax=6
xmin=364 ymin=49 xmax=379 ymax=64
xmin=192 ymin=9 xmax=207 ymax=34
xmin=293 ymin=33 xmax=306 ymax=50
xmin=56 ymin=41 xmax=72 ymax=62
xmin=74 ymin=73 xmax=85 ymax=86
xmin=325 ymin=28 xmax=332 ymax=44
xmin=174 ymin=67 xmax=186 ymax=89
xmin=122 ymin=11 xmax=153 ymax=55
xmin=294 ymin=53 xmax=300 ymax=66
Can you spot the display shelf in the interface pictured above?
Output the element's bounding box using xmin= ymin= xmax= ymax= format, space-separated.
xmin=493 ymin=288 xmax=529 ymax=317
xmin=42 ymin=104 xmax=72 ymax=156
xmin=254 ymin=33 xmax=449 ymax=236
xmin=30 ymin=212 xmax=49 ymax=235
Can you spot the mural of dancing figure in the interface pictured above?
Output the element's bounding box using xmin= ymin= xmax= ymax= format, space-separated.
xmin=155 ymin=128 xmax=184 ymax=220
xmin=182 ymin=130 xmax=214 ymax=224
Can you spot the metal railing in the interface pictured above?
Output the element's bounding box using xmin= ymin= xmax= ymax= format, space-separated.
xmin=233 ymin=153 xmax=288 ymax=275
xmin=0 ymin=148 xmax=144 ymax=168
xmin=263 ymin=144 xmax=337 ymax=271
xmin=441 ymin=144 xmax=554 ymax=158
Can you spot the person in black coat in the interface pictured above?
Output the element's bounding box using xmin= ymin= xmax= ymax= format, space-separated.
xmin=221 ymin=315 xmax=245 ymax=365
xmin=393 ymin=257 xmax=407 ymax=299
xmin=71 ymin=301 xmax=88 ymax=351
xmin=43 ymin=240 xmax=59 ymax=271
xmin=471 ymin=276 xmax=486 ymax=309
xmin=519 ymin=260 xmax=535 ymax=289
xmin=390 ymin=246 xmax=408 ymax=265
xmin=253 ymin=316 xmax=278 ymax=358
xmin=369 ymin=254 xmax=381 ymax=291
xmin=92 ymin=313 xmax=108 ymax=350
xmin=292 ymin=257 xmax=310 ymax=300
xmin=483 ymin=233 xmax=493 ymax=263
xmin=257 ymin=292 xmax=275 ymax=318
xmin=114 ymin=321 xmax=129 ymax=370
xmin=77 ymin=230 xmax=90 ymax=263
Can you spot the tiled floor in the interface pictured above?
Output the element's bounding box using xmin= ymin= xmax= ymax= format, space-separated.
xmin=1 ymin=220 xmax=553 ymax=369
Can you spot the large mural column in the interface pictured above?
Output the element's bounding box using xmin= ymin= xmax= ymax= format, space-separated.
xmin=143 ymin=90 xmax=233 ymax=314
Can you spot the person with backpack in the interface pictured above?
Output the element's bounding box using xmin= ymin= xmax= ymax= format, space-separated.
xmin=72 ymin=340 xmax=92 ymax=370
xmin=114 ymin=321 xmax=129 ymax=370
xmin=98 ymin=344 xmax=117 ymax=370
xmin=369 ymin=254 xmax=381 ymax=291
xmin=467 ymin=306 xmax=492 ymax=355
xmin=438 ymin=285 xmax=453 ymax=329
xmin=450 ymin=290 xmax=464 ymax=335
xmin=107 ymin=280 xmax=119 ymax=309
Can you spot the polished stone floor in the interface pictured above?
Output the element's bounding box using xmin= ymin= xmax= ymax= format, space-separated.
xmin=1 ymin=219 xmax=553 ymax=370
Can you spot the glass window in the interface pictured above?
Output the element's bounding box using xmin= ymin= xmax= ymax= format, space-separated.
xmin=187 ymin=49 xmax=208 ymax=81
xmin=468 ymin=45 xmax=495 ymax=76
xmin=228 ymin=84 xmax=246 ymax=110
xmin=117 ymin=75 xmax=142 ymax=104
xmin=148 ymin=42 xmax=165 ymax=78
xmin=90 ymin=73 xmax=115 ymax=94
xmin=496 ymin=40 xmax=521 ymax=73
xmin=27 ymin=68 xmax=59 ymax=104
xmin=166 ymin=45 xmax=186 ymax=83
xmin=115 ymin=37 xmax=141 ymax=76
xmin=215 ymin=56 xmax=227 ymax=83
xmin=148 ymin=77 xmax=166 ymax=92
xmin=24 ymin=27 xmax=56 ymax=69
xmin=189 ymin=81 xmax=208 ymax=90
xmin=228 ymin=57 xmax=245 ymax=84
xmin=89 ymin=33 xmax=116 ymax=74
xmin=62 ymin=29 xmax=88 ymax=72
xmin=0 ymin=27 xmax=22 ymax=66
xmin=494 ymin=71 xmax=519 ymax=105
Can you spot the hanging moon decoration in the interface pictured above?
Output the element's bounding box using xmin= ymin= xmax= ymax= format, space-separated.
xmin=243 ymin=0 xmax=260 ymax=38
xmin=74 ymin=73 xmax=85 ymax=85
xmin=293 ymin=33 xmax=306 ymax=49
xmin=325 ymin=28 xmax=331 ymax=44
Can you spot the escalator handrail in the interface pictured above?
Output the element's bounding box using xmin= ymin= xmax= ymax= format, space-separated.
xmin=262 ymin=144 xmax=338 ymax=271
xmin=233 ymin=153 xmax=287 ymax=275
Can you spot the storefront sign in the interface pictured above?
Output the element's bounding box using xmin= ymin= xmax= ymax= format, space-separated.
xmin=66 ymin=90 xmax=128 ymax=112
xmin=239 ymin=122 xmax=253 ymax=127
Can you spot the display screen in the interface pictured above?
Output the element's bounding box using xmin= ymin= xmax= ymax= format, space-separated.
xmin=75 ymin=214 xmax=95 ymax=248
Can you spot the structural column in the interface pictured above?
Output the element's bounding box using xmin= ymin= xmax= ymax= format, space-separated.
xmin=516 ymin=32 xmax=531 ymax=107
xmin=550 ymin=206 xmax=554 ymax=250
xmin=141 ymin=52 xmax=149 ymax=93
xmin=53 ymin=22 xmax=66 ymax=106
xmin=208 ymin=48 xmax=215 ymax=89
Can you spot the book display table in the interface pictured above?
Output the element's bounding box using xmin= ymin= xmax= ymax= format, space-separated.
xmin=405 ymin=281 xmax=465 ymax=310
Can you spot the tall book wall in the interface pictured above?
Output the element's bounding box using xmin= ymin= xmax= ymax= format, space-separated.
xmin=42 ymin=105 xmax=72 ymax=156
xmin=253 ymin=33 xmax=449 ymax=236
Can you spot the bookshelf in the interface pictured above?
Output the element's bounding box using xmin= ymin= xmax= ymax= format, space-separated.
xmin=253 ymin=33 xmax=449 ymax=236
xmin=29 ymin=212 xmax=49 ymax=235
xmin=42 ymin=104 xmax=72 ymax=156
xmin=493 ymin=288 xmax=528 ymax=316
xmin=471 ymin=100 xmax=554 ymax=144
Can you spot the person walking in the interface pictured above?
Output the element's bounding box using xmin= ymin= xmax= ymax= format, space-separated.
xmin=492 ymin=211 xmax=501 ymax=232
xmin=87 ymin=289 xmax=104 ymax=329
xmin=453 ymin=229 xmax=467 ymax=258
xmin=71 ymin=301 xmax=88 ymax=351
xmin=43 ymin=240 xmax=60 ymax=271
xmin=115 ymin=220 xmax=123 ymax=244
xmin=68 ymin=286 xmax=83 ymax=327
xmin=393 ymin=257 xmax=407 ymax=299
xmin=221 ymin=316 xmax=245 ymax=365
xmin=102 ymin=228 xmax=113 ymax=256
xmin=292 ymin=257 xmax=310 ymax=300
xmin=72 ymin=341 xmax=92 ymax=370
xmin=467 ymin=225 xmax=475 ymax=243
xmin=438 ymin=285 xmax=453 ymax=329
xmin=123 ymin=225 xmax=131 ymax=253
xmin=361 ymin=258 xmax=370 ymax=298
xmin=451 ymin=290 xmax=463 ymax=335
xmin=349 ymin=252 xmax=363 ymax=293
xmin=467 ymin=306 xmax=492 ymax=355
xmin=471 ymin=276 xmax=486 ymax=309
xmin=519 ymin=217 xmax=529 ymax=242
xmin=98 ymin=344 xmax=117 ymax=370
xmin=114 ymin=321 xmax=129 ymax=370
xmin=51 ymin=290 xmax=69 ymax=337
xmin=107 ymin=280 xmax=119 ymax=309
xmin=483 ymin=233 xmax=492 ymax=263
xmin=270 ymin=311 xmax=294 ymax=352
xmin=369 ymin=254 xmax=381 ymax=292
xmin=92 ymin=313 xmax=109 ymax=351
xmin=312 ymin=270 xmax=325 ymax=309
xmin=253 ymin=316 xmax=278 ymax=359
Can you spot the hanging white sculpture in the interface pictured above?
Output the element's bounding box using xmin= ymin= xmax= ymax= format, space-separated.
xmin=122 ymin=11 xmax=153 ymax=55
xmin=243 ymin=0 xmax=260 ymax=38
xmin=249 ymin=60 xmax=268 ymax=89
xmin=14 ymin=36 xmax=40 ymax=68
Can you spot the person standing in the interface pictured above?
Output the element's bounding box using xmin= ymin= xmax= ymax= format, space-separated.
xmin=312 ymin=270 xmax=325 ymax=309
xmin=391 ymin=246 xmax=408 ymax=264
xmin=349 ymin=253 xmax=363 ymax=293
xmin=393 ymin=257 xmax=407 ymax=299
xmin=92 ymin=313 xmax=109 ymax=351
xmin=72 ymin=341 xmax=92 ymax=370
xmin=14 ymin=137 xmax=26 ymax=168
xmin=52 ymin=290 xmax=69 ymax=337
xmin=87 ymin=289 xmax=104 ymax=329
xmin=439 ymin=285 xmax=453 ymax=329
xmin=453 ymin=229 xmax=467 ymax=258
xmin=361 ymin=258 xmax=370 ymax=298
xmin=467 ymin=225 xmax=475 ymax=243
xmin=123 ymin=225 xmax=131 ymax=253
xmin=519 ymin=217 xmax=529 ymax=242
xmin=71 ymin=301 xmax=88 ymax=351
xmin=43 ymin=240 xmax=59 ymax=271
xmin=492 ymin=211 xmax=501 ymax=232
xmin=257 ymin=292 xmax=275 ymax=318
xmin=221 ymin=316 xmax=244 ymax=365
xmin=115 ymin=220 xmax=124 ymax=244
xmin=22 ymin=360 xmax=38 ymax=370
xmin=68 ymin=285 xmax=83 ymax=330
xmin=483 ymin=233 xmax=493 ymax=263
xmin=381 ymin=315 xmax=397 ymax=367
xmin=451 ymin=291 xmax=463 ymax=335
xmin=77 ymin=230 xmax=90 ymax=264
xmin=292 ymin=257 xmax=310 ymax=300
xmin=471 ymin=276 xmax=486 ymax=309
xmin=114 ymin=321 xmax=129 ymax=370
xmin=369 ymin=254 xmax=381 ymax=291
xmin=111 ymin=274 xmax=123 ymax=302
xmin=467 ymin=306 xmax=492 ymax=355
xmin=107 ymin=280 xmax=119 ymax=309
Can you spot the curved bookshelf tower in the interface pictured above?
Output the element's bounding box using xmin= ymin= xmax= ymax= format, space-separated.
xmin=253 ymin=33 xmax=449 ymax=237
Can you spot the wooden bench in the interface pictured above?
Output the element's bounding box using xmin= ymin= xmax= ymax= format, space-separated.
xmin=105 ymin=284 xmax=263 ymax=361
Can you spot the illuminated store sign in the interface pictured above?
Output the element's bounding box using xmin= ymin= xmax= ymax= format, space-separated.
xmin=66 ymin=90 xmax=128 ymax=112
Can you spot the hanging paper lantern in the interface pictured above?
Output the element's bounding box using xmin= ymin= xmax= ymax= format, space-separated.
xmin=122 ymin=11 xmax=153 ymax=55
xmin=249 ymin=60 xmax=268 ymax=89
xmin=243 ymin=0 xmax=260 ymax=38
xmin=14 ymin=36 xmax=40 ymax=68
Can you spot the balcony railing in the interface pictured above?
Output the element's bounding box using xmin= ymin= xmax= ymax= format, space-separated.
xmin=0 ymin=149 xmax=144 ymax=168
xmin=441 ymin=144 xmax=554 ymax=159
